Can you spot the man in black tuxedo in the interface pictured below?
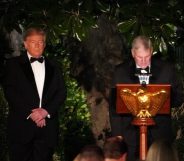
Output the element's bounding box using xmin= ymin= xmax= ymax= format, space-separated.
xmin=2 ymin=27 xmax=67 ymax=161
xmin=109 ymin=36 xmax=184 ymax=161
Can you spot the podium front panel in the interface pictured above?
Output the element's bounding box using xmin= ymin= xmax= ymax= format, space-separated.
xmin=116 ymin=84 xmax=171 ymax=114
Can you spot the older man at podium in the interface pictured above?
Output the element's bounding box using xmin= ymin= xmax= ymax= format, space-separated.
xmin=109 ymin=35 xmax=184 ymax=161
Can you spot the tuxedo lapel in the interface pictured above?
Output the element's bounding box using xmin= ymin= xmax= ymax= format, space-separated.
xmin=19 ymin=53 xmax=38 ymax=95
xmin=149 ymin=59 xmax=159 ymax=83
xmin=19 ymin=54 xmax=54 ymax=105
xmin=42 ymin=58 xmax=54 ymax=99
xmin=129 ymin=60 xmax=139 ymax=83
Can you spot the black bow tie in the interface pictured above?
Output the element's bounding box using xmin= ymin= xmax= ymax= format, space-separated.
xmin=30 ymin=57 xmax=44 ymax=63
xmin=136 ymin=66 xmax=150 ymax=74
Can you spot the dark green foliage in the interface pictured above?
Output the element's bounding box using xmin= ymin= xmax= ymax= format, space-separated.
xmin=44 ymin=42 xmax=96 ymax=161
xmin=172 ymin=104 xmax=184 ymax=161
xmin=0 ymin=0 xmax=184 ymax=161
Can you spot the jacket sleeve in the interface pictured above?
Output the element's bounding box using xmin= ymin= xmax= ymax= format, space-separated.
xmin=170 ymin=63 xmax=184 ymax=107
xmin=108 ymin=87 xmax=125 ymax=136
xmin=44 ymin=66 xmax=67 ymax=118
xmin=2 ymin=59 xmax=33 ymax=118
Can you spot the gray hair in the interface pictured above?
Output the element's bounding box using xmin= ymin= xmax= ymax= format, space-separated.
xmin=132 ymin=35 xmax=152 ymax=50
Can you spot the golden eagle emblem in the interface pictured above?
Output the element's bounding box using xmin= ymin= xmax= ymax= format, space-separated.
xmin=120 ymin=87 xmax=168 ymax=118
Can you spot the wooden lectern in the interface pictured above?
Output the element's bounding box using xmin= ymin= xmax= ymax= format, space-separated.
xmin=116 ymin=84 xmax=170 ymax=161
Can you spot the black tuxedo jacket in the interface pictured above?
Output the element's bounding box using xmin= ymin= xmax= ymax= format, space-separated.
xmin=109 ymin=57 xmax=184 ymax=159
xmin=3 ymin=53 xmax=66 ymax=147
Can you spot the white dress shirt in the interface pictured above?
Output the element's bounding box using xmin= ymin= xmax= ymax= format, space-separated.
xmin=27 ymin=53 xmax=45 ymax=107
xmin=136 ymin=65 xmax=151 ymax=85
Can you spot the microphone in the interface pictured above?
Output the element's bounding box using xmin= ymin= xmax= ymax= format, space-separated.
xmin=135 ymin=66 xmax=152 ymax=85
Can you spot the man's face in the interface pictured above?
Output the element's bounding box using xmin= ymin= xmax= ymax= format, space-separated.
xmin=131 ymin=45 xmax=152 ymax=69
xmin=24 ymin=34 xmax=46 ymax=58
